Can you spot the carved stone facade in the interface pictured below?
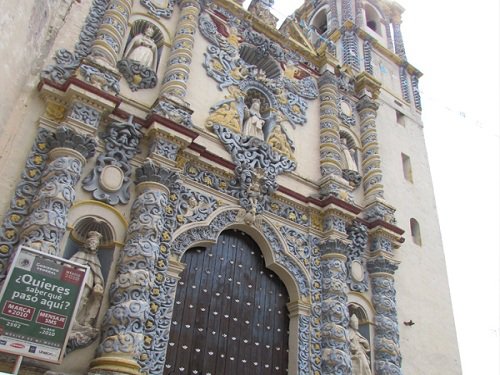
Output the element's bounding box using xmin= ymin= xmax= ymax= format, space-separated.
xmin=0 ymin=1 xmax=460 ymax=375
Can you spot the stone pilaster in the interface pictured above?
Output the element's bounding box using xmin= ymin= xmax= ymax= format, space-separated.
xmin=391 ymin=9 xmax=406 ymax=60
xmin=90 ymin=161 xmax=172 ymax=375
xmin=0 ymin=128 xmax=52 ymax=279
xmin=367 ymin=254 xmax=402 ymax=375
xmin=399 ymin=65 xmax=410 ymax=103
xmin=354 ymin=0 xmax=364 ymax=26
xmin=19 ymin=127 xmax=96 ymax=256
xmin=382 ymin=19 xmax=394 ymax=52
xmin=411 ymin=74 xmax=422 ymax=111
xmin=342 ymin=28 xmax=360 ymax=70
xmin=89 ymin=0 xmax=133 ymax=71
xmin=341 ymin=0 xmax=354 ymax=23
xmin=320 ymin=239 xmax=352 ymax=375
xmin=363 ymin=39 xmax=374 ymax=75
xmin=328 ymin=0 xmax=340 ymax=30
xmin=156 ymin=0 xmax=200 ymax=121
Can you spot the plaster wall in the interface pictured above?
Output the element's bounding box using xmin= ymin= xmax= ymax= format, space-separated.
xmin=0 ymin=0 xmax=92 ymax=215
xmin=376 ymin=91 xmax=462 ymax=374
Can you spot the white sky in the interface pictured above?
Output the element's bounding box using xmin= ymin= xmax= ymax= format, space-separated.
xmin=246 ymin=0 xmax=500 ymax=373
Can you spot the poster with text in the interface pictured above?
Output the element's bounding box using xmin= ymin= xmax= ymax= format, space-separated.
xmin=0 ymin=246 xmax=88 ymax=363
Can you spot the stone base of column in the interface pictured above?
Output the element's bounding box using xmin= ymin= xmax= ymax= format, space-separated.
xmin=89 ymin=356 xmax=141 ymax=375
xmin=152 ymin=95 xmax=193 ymax=128
xmin=319 ymin=175 xmax=353 ymax=201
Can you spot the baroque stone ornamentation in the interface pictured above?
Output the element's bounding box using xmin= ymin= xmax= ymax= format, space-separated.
xmin=320 ymin=239 xmax=352 ymax=375
xmin=79 ymin=63 xmax=120 ymax=94
xmin=41 ymin=0 xmax=109 ymax=84
xmin=82 ymin=117 xmax=142 ymax=205
xmin=368 ymin=256 xmax=402 ymax=375
xmin=152 ymin=98 xmax=193 ymax=128
xmin=346 ymin=221 xmax=369 ymax=292
xmin=213 ymin=125 xmax=296 ymax=217
xmin=20 ymin=126 xmax=96 ymax=255
xmin=268 ymin=198 xmax=310 ymax=227
xmin=0 ymin=128 xmax=52 ymax=279
xmin=140 ymin=0 xmax=174 ymax=18
xmin=117 ymin=59 xmax=158 ymax=91
xmin=68 ymin=101 xmax=101 ymax=128
xmin=199 ymin=8 xmax=318 ymax=132
xmin=93 ymin=161 xmax=170 ymax=371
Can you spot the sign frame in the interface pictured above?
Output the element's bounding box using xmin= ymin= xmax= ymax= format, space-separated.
xmin=0 ymin=246 xmax=88 ymax=364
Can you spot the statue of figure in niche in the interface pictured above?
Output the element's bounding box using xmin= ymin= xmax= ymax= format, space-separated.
xmin=267 ymin=112 xmax=295 ymax=159
xmin=124 ymin=26 xmax=158 ymax=70
xmin=243 ymin=98 xmax=265 ymax=140
xmin=349 ymin=314 xmax=372 ymax=375
xmin=341 ymin=137 xmax=358 ymax=172
xmin=67 ymin=231 xmax=104 ymax=350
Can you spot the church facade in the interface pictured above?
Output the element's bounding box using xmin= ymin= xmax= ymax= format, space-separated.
xmin=0 ymin=0 xmax=461 ymax=374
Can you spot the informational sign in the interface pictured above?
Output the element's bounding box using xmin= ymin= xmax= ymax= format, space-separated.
xmin=0 ymin=246 xmax=88 ymax=363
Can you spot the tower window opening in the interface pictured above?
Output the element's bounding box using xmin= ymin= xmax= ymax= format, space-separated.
xmin=311 ymin=9 xmax=328 ymax=35
xmin=364 ymin=4 xmax=381 ymax=35
xmin=410 ymin=218 xmax=422 ymax=246
xmin=401 ymin=153 xmax=413 ymax=183
xmin=396 ymin=109 xmax=405 ymax=126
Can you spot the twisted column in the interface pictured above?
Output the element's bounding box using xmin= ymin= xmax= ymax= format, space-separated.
xmin=320 ymin=239 xmax=352 ymax=375
xmin=89 ymin=0 xmax=133 ymax=70
xmin=356 ymin=95 xmax=384 ymax=202
xmin=19 ymin=127 xmax=96 ymax=256
xmin=319 ymin=71 xmax=343 ymax=182
xmin=90 ymin=161 xmax=170 ymax=375
xmin=159 ymin=0 xmax=201 ymax=100
xmin=367 ymin=255 xmax=402 ymax=375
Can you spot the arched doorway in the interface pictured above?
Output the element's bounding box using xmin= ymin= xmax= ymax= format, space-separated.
xmin=164 ymin=229 xmax=290 ymax=374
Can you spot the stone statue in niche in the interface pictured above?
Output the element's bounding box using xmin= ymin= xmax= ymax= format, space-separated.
xmin=67 ymin=231 xmax=104 ymax=351
xmin=349 ymin=314 xmax=372 ymax=375
xmin=341 ymin=137 xmax=358 ymax=172
xmin=267 ymin=112 xmax=295 ymax=160
xmin=124 ymin=26 xmax=158 ymax=70
xmin=243 ymin=98 xmax=265 ymax=140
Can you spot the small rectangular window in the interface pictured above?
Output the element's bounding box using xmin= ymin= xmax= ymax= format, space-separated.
xmin=401 ymin=153 xmax=413 ymax=182
xmin=396 ymin=110 xmax=405 ymax=126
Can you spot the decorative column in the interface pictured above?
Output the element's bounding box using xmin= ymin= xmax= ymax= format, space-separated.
xmin=320 ymin=239 xmax=352 ymax=374
xmin=19 ymin=126 xmax=96 ymax=255
xmin=355 ymin=73 xmax=383 ymax=204
xmin=319 ymin=70 xmax=344 ymax=183
xmin=367 ymin=254 xmax=402 ymax=375
xmin=79 ymin=0 xmax=133 ymax=93
xmin=154 ymin=0 xmax=200 ymax=126
xmin=90 ymin=160 xmax=172 ymax=375
xmin=89 ymin=0 xmax=132 ymax=70
xmin=391 ymin=7 xmax=406 ymax=60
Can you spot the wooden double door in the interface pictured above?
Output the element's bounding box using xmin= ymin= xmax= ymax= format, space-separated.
xmin=164 ymin=230 xmax=289 ymax=374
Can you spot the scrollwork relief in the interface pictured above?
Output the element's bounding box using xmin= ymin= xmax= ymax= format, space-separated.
xmin=82 ymin=117 xmax=142 ymax=205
